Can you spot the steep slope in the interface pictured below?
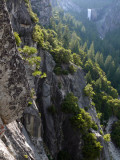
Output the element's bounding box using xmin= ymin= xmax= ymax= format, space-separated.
xmin=0 ymin=0 xmax=118 ymax=160
xmin=36 ymin=49 xmax=110 ymax=160
xmin=96 ymin=0 xmax=120 ymax=37
xmin=0 ymin=0 xmax=29 ymax=128
xmin=0 ymin=0 xmax=48 ymax=159
xmin=50 ymin=0 xmax=120 ymax=37
xmin=31 ymin=0 xmax=52 ymax=26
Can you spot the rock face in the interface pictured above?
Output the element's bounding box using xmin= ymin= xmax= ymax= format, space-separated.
xmin=50 ymin=0 xmax=81 ymax=13
xmin=6 ymin=0 xmax=34 ymax=45
xmin=0 ymin=0 xmax=29 ymax=125
xmin=0 ymin=0 xmax=114 ymax=160
xmin=31 ymin=0 xmax=52 ymax=26
xmin=0 ymin=121 xmax=48 ymax=160
xmin=36 ymin=49 xmax=110 ymax=160
xmin=95 ymin=0 xmax=120 ymax=38
xmin=0 ymin=0 xmax=49 ymax=159
xmin=51 ymin=0 xmax=120 ymax=37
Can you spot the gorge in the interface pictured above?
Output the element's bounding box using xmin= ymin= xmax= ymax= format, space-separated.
xmin=0 ymin=0 xmax=120 ymax=160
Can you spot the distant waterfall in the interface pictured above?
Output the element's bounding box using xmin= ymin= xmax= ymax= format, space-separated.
xmin=88 ymin=9 xmax=92 ymax=20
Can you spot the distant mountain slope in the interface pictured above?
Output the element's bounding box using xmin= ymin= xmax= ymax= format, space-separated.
xmin=50 ymin=0 xmax=120 ymax=37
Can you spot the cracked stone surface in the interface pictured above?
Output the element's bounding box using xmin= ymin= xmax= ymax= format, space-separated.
xmin=0 ymin=0 xmax=30 ymax=124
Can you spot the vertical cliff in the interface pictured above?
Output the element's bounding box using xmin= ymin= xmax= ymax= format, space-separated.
xmin=31 ymin=0 xmax=52 ymax=26
xmin=0 ymin=0 xmax=29 ymax=126
xmin=0 ymin=0 xmax=114 ymax=160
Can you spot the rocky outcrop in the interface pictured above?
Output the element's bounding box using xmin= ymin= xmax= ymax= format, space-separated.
xmin=0 ymin=121 xmax=48 ymax=160
xmin=6 ymin=0 xmax=34 ymax=45
xmin=31 ymin=0 xmax=52 ymax=26
xmin=0 ymin=0 xmax=48 ymax=159
xmin=36 ymin=49 xmax=110 ymax=160
xmin=0 ymin=0 xmax=29 ymax=125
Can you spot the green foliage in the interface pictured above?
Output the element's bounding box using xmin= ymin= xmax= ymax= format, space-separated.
xmin=47 ymin=105 xmax=56 ymax=115
xmin=54 ymin=66 xmax=69 ymax=75
xmin=84 ymin=84 xmax=95 ymax=98
xmin=33 ymin=25 xmax=44 ymax=47
xmin=21 ymin=46 xmax=37 ymax=56
xmin=14 ymin=32 xmax=21 ymax=47
xmin=103 ymin=134 xmax=111 ymax=142
xmin=82 ymin=133 xmax=103 ymax=160
xmin=71 ymin=108 xmax=94 ymax=132
xmin=19 ymin=45 xmax=46 ymax=77
xmin=30 ymin=88 xmax=36 ymax=99
xmin=62 ymin=93 xmax=79 ymax=114
xmin=51 ymin=47 xmax=71 ymax=64
xmin=111 ymin=120 xmax=120 ymax=148
xmin=28 ymin=101 xmax=32 ymax=107
xmin=25 ymin=0 xmax=39 ymax=23
xmin=24 ymin=0 xmax=29 ymax=4
xmin=61 ymin=92 xmax=102 ymax=159
xmin=24 ymin=155 xmax=28 ymax=159
xmin=68 ymin=64 xmax=77 ymax=74
xmin=71 ymin=53 xmax=83 ymax=67
xmin=92 ymin=122 xmax=98 ymax=131
xmin=97 ymin=113 xmax=102 ymax=119
xmin=100 ymin=130 xmax=103 ymax=136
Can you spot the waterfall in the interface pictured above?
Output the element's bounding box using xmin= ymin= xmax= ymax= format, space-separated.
xmin=88 ymin=9 xmax=92 ymax=20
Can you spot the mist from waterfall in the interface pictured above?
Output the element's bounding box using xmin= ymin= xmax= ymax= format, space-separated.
xmin=88 ymin=9 xmax=92 ymax=20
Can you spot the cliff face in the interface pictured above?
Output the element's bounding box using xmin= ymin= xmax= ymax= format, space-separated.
xmin=51 ymin=0 xmax=120 ymax=37
xmin=31 ymin=0 xmax=52 ymax=26
xmin=0 ymin=0 xmax=29 ymax=126
xmin=0 ymin=0 xmax=114 ymax=160
xmin=95 ymin=0 xmax=120 ymax=38
xmin=36 ymin=49 xmax=110 ymax=160
xmin=0 ymin=0 xmax=48 ymax=159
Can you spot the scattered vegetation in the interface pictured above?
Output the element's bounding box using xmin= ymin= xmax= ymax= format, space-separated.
xmin=19 ymin=45 xmax=46 ymax=77
xmin=62 ymin=92 xmax=102 ymax=159
xmin=24 ymin=0 xmax=39 ymax=23
xmin=61 ymin=93 xmax=79 ymax=114
xmin=14 ymin=32 xmax=21 ymax=47
xmin=103 ymin=134 xmax=111 ymax=142
xmin=111 ymin=121 xmax=120 ymax=147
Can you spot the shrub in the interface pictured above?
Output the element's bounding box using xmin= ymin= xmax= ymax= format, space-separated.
xmin=103 ymin=134 xmax=111 ymax=142
xmin=71 ymin=109 xmax=93 ymax=132
xmin=61 ymin=93 xmax=79 ymax=114
xmin=84 ymin=84 xmax=95 ymax=98
xmin=33 ymin=25 xmax=44 ymax=47
xmin=28 ymin=101 xmax=32 ymax=107
xmin=82 ymin=133 xmax=103 ymax=160
xmin=54 ymin=66 xmax=69 ymax=75
xmin=14 ymin=32 xmax=21 ymax=47
xmin=21 ymin=46 xmax=37 ymax=57
xmin=68 ymin=64 xmax=77 ymax=74
xmin=72 ymin=53 xmax=83 ymax=67
xmin=92 ymin=122 xmax=98 ymax=131
xmin=52 ymin=47 xmax=71 ymax=64
xmin=100 ymin=130 xmax=103 ymax=135
xmin=24 ymin=155 xmax=28 ymax=159
xmin=25 ymin=1 xmax=39 ymax=23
